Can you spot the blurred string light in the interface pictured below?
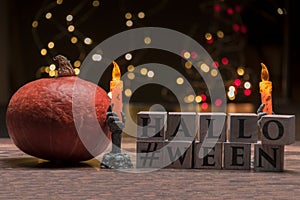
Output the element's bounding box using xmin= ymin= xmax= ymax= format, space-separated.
xmin=32 ymin=0 xmax=101 ymax=78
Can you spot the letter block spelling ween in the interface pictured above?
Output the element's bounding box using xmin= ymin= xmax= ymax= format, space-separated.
xmin=163 ymin=141 xmax=193 ymax=169
xmin=260 ymin=115 xmax=295 ymax=145
xmin=198 ymin=112 xmax=226 ymax=143
xmin=254 ymin=144 xmax=284 ymax=172
xmin=166 ymin=112 xmax=197 ymax=141
xmin=137 ymin=111 xmax=167 ymax=141
xmin=136 ymin=141 xmax=165 ymax=168
xmin=194 ymin=142 xmax=223 ymax=169
xmin=227 ymin=113 xmax=258 ymax=143
xmin=223 ymin=142 xmax=251 ymax=170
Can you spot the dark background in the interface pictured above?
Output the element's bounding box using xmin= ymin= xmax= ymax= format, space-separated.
xmin=1 ymin=0 xmax=299 ymax=138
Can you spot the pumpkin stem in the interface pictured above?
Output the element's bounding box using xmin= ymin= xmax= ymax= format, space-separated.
xmin=53 ymin=55 xmax=76 ymax=77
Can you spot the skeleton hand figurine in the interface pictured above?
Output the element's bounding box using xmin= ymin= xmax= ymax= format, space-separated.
xmin=106 ymin=103 xmax=126 ymax=154
xmin=257 ymin=103 xmax=275 ymax=128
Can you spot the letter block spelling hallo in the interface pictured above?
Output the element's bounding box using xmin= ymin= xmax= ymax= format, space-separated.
xmin=198 ymin=112 xmax=226 ymax=143
xmin=194 ymin=142 xmax=223 ymax=169
xmin=227 ymin=113 xmax=258 ymax=143
xmin=166 ymin=112 xmax=197 ymax=141
xmin=137 ymin=111 xmax=167 ymax=141
xmin=260 ymin=115 xmax=295 ymax=145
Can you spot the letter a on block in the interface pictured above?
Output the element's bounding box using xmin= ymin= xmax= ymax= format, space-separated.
xmin=260 ymin=115 xmax=295 ymax=145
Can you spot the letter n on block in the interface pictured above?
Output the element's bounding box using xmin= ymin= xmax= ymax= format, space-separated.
xmin=166 ymin=112 xmax=197 ymax=141
xmin=254 ymin=144 xmax=284 ymax=172
xmin=260 ymin=115 xmax=295 ymax=145
xmin=198 ymin=112 xmax=226 ymax=143
xmin=136 ymin=141 xmax=164 ymax=168
xmin=163 ymin=141 xmax=193 ymax=169
xmin=223 ymin=142 xmax=251 ymax=170
xmin=227 ymin=113 xmax=258 ymax=143
xmin=137 ymin=111 xmax=167 ymax=141
xmin=194 ymin=142 xmax=222 ymax=169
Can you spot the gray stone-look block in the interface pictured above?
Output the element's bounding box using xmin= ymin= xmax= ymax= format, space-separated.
xmin=198 ymin=112 xmax=226 ymax=143
xmin=194 ymin=142 xmax=223 ymax=169
xmin=136 ymin=141 xmax=165 ymax=168
xmin=166 ymin=112 xmax=197 ymax=141
xmin=223 ymin=142 xmax=251 ymax=170
xmin=254 ymin=144 xmax=284 ymax=172
xmin=227 ymin=113 xmax=258 ymax=143
xmin=137 ymin=111 xmax=167 ymax=141
xmin=163 ymin=141 xmax=193 ymax=169
xmin=260 ymin=114 xmax=295 ymax=145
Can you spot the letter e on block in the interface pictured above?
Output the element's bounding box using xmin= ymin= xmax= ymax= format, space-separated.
xmin=223 ymin=142 xmax=251 ymax=170
xmin=137 ymin=111 xmax=167 ymax=141
xmin=260 ymin=115 xmax=295 ymax=145
xmin=194 ymin=142 xmax=222 ymax=169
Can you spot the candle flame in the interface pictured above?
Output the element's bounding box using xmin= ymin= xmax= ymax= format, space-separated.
xmin=261 ymin=63 xmax=269 ymax=82
xmin=112 ymin=61 xmax=121 ymax=81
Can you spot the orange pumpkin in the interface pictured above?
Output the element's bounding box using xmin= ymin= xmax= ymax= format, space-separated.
xmin=6 ymin=55 xmax=111 ymax=162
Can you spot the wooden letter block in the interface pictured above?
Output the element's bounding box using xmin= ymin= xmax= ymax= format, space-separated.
xmin=260 ymin=115 xmax=295 ymax=145
xmin=227 ymin=113 xmax=258 ymax=143
xmin=137 ymin=111 xmax=167 ymax=141
xmin=163 ymin=141 xmax=193 ymax=169
xmin=194 ymin=142 xmax=223 ymax=169
xmin=254 ymin=144 xmax=284 ymax=172
xmin=166 ymin=112 xmax=197 ymax=141
xmin=223 ymin=142 xmax=251 ymax=170
xmin=136 ymin=141 xmax=164 ymax=168
xmin=198 ymin=112 xmax=226 ymax=143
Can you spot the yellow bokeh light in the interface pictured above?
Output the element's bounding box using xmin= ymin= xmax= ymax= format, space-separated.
xmin=57 ymin=0 xmax=63 ymax=5
xmin=244 ymin=81 xmax=251 ymax=89
xmin=32 ymin=21 xmax=38 ymax=28
xmin=74 ymin=60 xmax=81 ymax=67
xmin=45 ymin=12 xmax=52 ymax=19
xmin=277 ymin=8 xmax=283 ymax=15
xmin=125 ymin=53 xmax=132 ymax=60
xmin=48 ymin=42 xmax=54 ymax=49
xmin=237 ymin=67 xmax=245 ymax=76
xmin=138 ymin=12 xmax=145 ymax=19
xmin=183 ymin=51 xmax=191 ymax=59
xmin=126 ymin=20 xmax=133 ymax=27
xmin=92 ymin=54 xmax=102 ymax=61
xmin=66 ymin=15 xmax=73 ymax=21
xmin=229 ymin=86 xmax=236 ymax=92
xmin=125 ymin=89 xmax=132 ymax=97
xmin=185 ymin=61 xmax=192 ymax=69
xmin=49 ymin=64 xmax=56 ymax=71
xmin=71 ymin=36 xmax=78 ymax=44
xmin=92 ymin=0 xmax=100 ymax=7
xmin=74 ymin=68 xmax=80 ymax=75
xmin=127 ymin=65 xmax=135 ymax=72
xmin=40 ymin=48 xmax=47 ymax=56
xmin=205 ymin=33 xmax=212 ymax=40
xmin=176 ymin=77 xmax=184 ymax=85
xmin=140 ymin=68 xmax=148 ymax=75
xmin=68 ymin=25 xmax=75 ymax=32
xmin=200 ymin=63 xmax=210 ymax=73
xmin=127 ymin=72 xmax=135 ymax=80
xmin=84 ymin=37 xmax=92 ymax=45
xmin=210 ymin=69 xmax=218 ymax=77
xmin=147 ymin=70 xmax=154 ymax=78
xmin=125 ymin=12 xmax=132 ymax=19
xmin=45 ymin=66 xmax=50 ymax=73
xmin=49 ymin=70 xmax=56 ymax=77
xmin=144 ymin=37 xmax=151 ymax=45
xmin=217 ymin=30 xmax=224 ymax=38
xmin=195 ymin=95 xmax=202 ymax=103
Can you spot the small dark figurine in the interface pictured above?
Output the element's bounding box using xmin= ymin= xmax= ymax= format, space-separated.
xmin=100 ymin=104 xmax=133 ymax=169
xmin=256 ymin=103 xmax=275 ymax=128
